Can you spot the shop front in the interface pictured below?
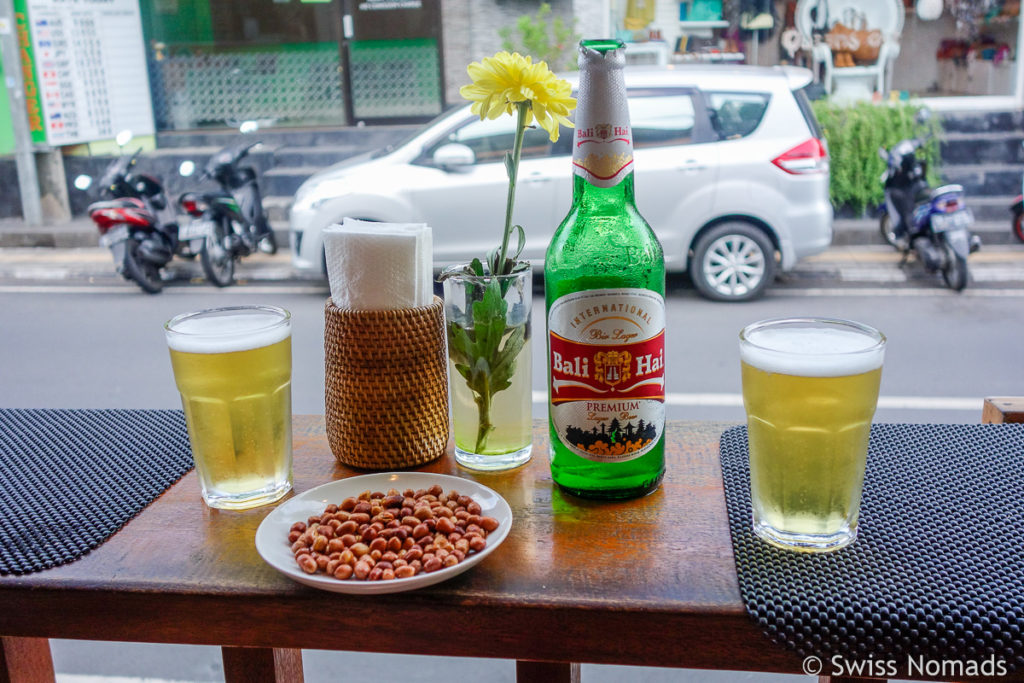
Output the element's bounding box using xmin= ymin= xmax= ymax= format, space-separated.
xmin=608 ymin=0 xmax=1024 ymax=108
xmin=141 ymin=0 xmax=445 ymax=131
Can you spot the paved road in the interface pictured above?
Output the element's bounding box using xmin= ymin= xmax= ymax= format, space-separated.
xmin=3 ymin=244 xmax=1023 ymax=683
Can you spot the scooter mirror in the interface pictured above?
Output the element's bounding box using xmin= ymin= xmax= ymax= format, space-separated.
xmin=179 ymin=160 xmax=196 ymax=177
xmin=115 ymin=130 xmax=133 ymax=147
xmin=239 ymin=120 xmax=259 ymax=134
xmin=914 ymin=108 xmax=932 ymax=125
xmin=73 ymin=174 xmax=93 ymax=191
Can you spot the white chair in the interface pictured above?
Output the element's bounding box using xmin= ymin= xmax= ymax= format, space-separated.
xmin=795 ymin=0 xmax=904 ymax=101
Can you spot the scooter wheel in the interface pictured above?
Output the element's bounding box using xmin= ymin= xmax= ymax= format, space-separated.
xmin=941 ymin=244 xmax=968 ymax=291
xmin=124 ymin=239 xmax=163 ymax=294
xmin=1013 ymin=212 xmax=1024 ymax=243
xmin=879 ymin=214 xmax=901 ymax=249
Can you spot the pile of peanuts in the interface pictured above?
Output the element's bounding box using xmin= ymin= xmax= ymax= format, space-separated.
xmin=288 ymin=484 xmax=500 ymax=581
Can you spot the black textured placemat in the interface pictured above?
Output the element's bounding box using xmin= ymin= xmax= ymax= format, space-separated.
xmin=0 ymin=409 xmax=193 ymax=575
xmin=721 ymin=423 xmax=1024 ymax=674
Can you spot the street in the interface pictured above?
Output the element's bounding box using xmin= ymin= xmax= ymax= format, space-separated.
xmin=1 ymin=245 xmax=1023 ymax=683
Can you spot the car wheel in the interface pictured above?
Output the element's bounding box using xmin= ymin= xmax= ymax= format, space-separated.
xmin=689 ymin=222 xmax=776 ymax=302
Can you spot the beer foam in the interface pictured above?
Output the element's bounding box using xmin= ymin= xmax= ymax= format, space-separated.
xmin=166 ymin=310 xmax=290 ymax=354
xmin=740 ymin=325 xmax=884 ymax=377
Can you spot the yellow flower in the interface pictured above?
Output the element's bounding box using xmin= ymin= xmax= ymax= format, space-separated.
xmin=460 ymin=51 xmax=575 ymax=142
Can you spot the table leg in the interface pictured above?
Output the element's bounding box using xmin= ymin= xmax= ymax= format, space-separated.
xmin=983 ymin=397 xmax=1024 ymax=424
xmin=0 ymin=637 xmax=55 ymax=683
xmin=515 ymin=660 xmax=580 ymax=683
xmin=221 ymin=646 xmax=303 ymax=683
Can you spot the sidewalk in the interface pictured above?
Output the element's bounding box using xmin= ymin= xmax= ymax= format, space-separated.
xmin=1 ymin=218 xmax=1022 ymax=287
xmin=0 ymin=217 xmax=1019 ymax=249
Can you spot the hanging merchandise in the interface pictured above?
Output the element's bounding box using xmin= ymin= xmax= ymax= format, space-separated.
xmin=624 ymin=0 xmax=656 ymax=30
xmin=739 ymin=0 xmax=777 ymax=42
xmin=916 ymin=0 xmax=943 ymax=21
xmin=948 ymin=0 xmax=997 ymax=38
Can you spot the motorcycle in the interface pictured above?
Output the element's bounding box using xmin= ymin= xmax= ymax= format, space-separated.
xmin=177 ymin=128 xmax=276 ymax=287
xmin=75 ymin=132 xmax=198 ymax=294
xmin=878 ymin=135 xmax=980 ymax=291
xmin=1009 ymin=142 xmax=1024 ymax=242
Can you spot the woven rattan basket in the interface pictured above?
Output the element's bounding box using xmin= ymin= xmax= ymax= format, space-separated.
xmin=324 ymin=296 xmax=449 ymax=469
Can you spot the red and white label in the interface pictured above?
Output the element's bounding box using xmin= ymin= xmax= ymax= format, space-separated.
xmin=548 ymin=289 xmax=666 ymax=462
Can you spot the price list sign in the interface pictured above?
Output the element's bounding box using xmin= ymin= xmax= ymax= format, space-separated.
xmin=14 ymin=0 xmax=155 ymax=146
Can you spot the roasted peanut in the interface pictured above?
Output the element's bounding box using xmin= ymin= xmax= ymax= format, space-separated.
xmin=285 ymin=486 xmax=498 ymax=582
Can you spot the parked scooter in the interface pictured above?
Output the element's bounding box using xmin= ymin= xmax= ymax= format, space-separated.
xmin=1008 ymin=141 xmax=1024 ymax=242
xmin=878 ymin=133 xmax=980 ymax=291
xmin=177 ymin=125 xmax=275 ymax=287
xmin=75 ymin=131 xmax=198 ymax=294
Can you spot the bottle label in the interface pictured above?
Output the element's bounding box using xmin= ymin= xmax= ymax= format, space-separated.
xmin=573 ymin=123 xmax=633 ymax=188
xmin=548 ymin=288 xmax=665 ymax=462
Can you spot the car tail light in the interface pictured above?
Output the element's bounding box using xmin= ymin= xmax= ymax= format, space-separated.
xmin=772 ymin=138 xmax=828 ymax=175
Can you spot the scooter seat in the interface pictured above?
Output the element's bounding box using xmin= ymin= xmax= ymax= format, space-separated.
xmin=931 ymin=184 xmax=964 ymax=199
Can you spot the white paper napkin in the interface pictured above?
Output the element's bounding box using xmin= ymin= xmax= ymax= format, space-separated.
xmin=323 ymin=218 xmax=433 ymax=310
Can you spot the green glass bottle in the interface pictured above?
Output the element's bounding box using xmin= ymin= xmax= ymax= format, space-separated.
xmin=545 ymin=39 xmax=666 ymax=500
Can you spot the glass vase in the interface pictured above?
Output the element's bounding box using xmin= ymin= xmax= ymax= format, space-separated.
xmin=442 ymin=269 xmax=533 ymax=471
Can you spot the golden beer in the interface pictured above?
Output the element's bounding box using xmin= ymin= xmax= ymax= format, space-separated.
xmin=739 ymin=318 xmax=885 ymax=552
xmin=165 ymin=306 xmax=293 ymax=510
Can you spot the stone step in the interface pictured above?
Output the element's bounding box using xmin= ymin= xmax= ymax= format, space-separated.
xmin=940 ymin=163 xmax=1022 ymax=196
xmin=271 ymin=145 xmax=363 ymax=168
xmin=939 ymin=110 xmax=1024 ymax=134
xmin=263 ymin=167 xmax=323 ymax=197
xmin=155 ymin=125 xmax=417 ymax=149
xmin=941 ymin=132 xmax=1024 ymax=165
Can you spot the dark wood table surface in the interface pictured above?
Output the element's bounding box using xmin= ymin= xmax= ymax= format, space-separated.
xmin=1 ymin=416 xmax=1019 ymax=683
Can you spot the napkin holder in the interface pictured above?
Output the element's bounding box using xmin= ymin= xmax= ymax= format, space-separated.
xmin=324 ymin=296 xmax=449 ymax=469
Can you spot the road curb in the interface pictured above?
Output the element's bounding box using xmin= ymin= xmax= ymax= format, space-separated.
xmin=1 ymin=220 xmax=1017 ymax=250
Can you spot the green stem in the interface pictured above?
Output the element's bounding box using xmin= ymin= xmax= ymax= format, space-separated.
xmin=474 ymin=374 xmax=494 ymax=453
xmin=496 ymin=101 xmax=530 ymax=275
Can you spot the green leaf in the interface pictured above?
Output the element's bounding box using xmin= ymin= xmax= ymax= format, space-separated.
xmin=504 ymin=151 xmax=515 ymax=182
xmin=510 ymin=224 xmax=526 ymax=261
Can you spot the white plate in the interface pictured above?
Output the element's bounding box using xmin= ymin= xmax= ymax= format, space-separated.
xmin=255 ymin=472 xmax=512 ymax=594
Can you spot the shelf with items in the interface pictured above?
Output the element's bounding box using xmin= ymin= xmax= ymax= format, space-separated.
xmin=679 ymin=20 xmax=730 ymax=29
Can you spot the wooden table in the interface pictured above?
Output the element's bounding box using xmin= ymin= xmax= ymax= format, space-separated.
xmin=0 ymin=417 xmax=1018 ymax=683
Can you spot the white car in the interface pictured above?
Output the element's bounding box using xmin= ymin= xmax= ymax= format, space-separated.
xmin=290 ymin=65 xmax=832 ymax=301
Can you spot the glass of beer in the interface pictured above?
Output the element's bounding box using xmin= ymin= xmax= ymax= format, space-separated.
xmin=739 ymin=317 xmax=885 ymax=552
xmin=165 ymin=305 xmax=293 ymax=510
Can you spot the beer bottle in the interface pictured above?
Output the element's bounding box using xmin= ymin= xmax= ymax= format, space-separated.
xmin=545 ymin=39 xmax=666 ymax=500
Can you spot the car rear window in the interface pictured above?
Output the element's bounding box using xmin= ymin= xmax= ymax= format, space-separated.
xmin=793 ymin=85 xmax=824 ymax=140
xmin=706 ymin=92 xmax=770 ymax=140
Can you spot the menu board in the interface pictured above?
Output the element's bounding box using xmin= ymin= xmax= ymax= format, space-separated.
xmin=15 ymin=0 xmax=155 ymax=146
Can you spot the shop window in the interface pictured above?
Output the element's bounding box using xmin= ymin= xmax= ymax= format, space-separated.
xmin=628 ymin=95 xmax=696 ymax=148
xmin=706 ymin=92 xmax=770 ymax=140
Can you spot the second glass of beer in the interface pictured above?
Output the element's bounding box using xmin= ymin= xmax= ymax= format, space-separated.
xmin=739 ymin=317 xmax=885 ymax=552
xmin=165 ymin=305 xmax=293 ymax=510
